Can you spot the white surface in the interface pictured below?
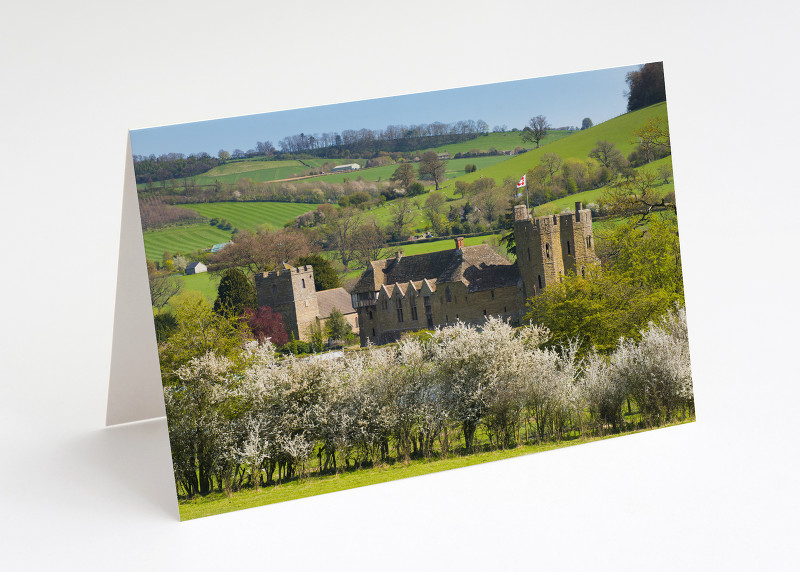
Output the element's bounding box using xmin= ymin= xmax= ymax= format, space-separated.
xmin=1 ymin=1 xmax=798 ymax=570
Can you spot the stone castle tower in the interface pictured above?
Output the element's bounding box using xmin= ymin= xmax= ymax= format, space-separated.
xmin=513 ymin=201 xmax=597 ymax=298
xmin=254 ymin=264 xmax=320 ymax=340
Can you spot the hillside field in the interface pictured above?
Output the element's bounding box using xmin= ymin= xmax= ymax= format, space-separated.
xmin=361 ymin=103 xmax=670 ymax=229
xmin=144 ymin=201 xmax=316 ymax=261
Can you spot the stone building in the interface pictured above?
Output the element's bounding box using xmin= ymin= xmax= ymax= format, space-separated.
xmin=351 ymin=202 xmax=597 ymax=346
xmin=255 ymin=263 xmax=358 ymax=342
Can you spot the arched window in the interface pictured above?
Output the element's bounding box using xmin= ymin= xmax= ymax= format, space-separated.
xmin=445 ymin=287 xmax=452 ymax=303
xmin=301 ymin=279 xmax=306 ymax=288
xmin=545 ymin=243 xmax=550 ymax=259
xmin=567 ymin=240 xmax=571 ymax=255
xmin=538 ymin=275 xmax=543 ymax=289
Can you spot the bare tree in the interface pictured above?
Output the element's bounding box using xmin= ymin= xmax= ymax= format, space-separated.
xmin=325 ymin=208 xmax=362 ymax=270
xmin=418 ymin=151 xmax=447 ymax=190
xmin=389 ymin=198 xmax=415 ymax=239
xmin=601 ymin=169 xmax=676 ymax=225
xmin=589 ymin=140 xmax=628 ymax=172
xmin=209 ymin=228 xmax=315 ymax=276
xmin=148 ymin=267 xmax=183 ymax=308
xmin=352 ymin=222 xmax=390 ymax=268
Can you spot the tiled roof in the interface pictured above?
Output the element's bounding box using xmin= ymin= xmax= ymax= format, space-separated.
xmin=353 ymin=244 xmax=519 ymax=294
xmin=316 ymin=287 xmax=356 ymax=318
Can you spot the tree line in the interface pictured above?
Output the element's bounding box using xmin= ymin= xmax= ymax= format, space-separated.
xmin=163 ymin=306 xmax=692 ymax=497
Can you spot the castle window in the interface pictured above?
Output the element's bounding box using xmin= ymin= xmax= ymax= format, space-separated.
xmin=272 ymin=285 xmax=277 ymax=295
xmin=567 ymin=240 xmax=571 ymax=255
xmin=586 ymin=236 xmax=592 ymax=248
xmin=446 ymin=314 xmax=449 ymax=323
xmin=504 ymin=306 xmax=507 ymax=313
xmin=483 ymin=309 xmax=487 ymax=316
xmin=381 ymin=298 xmax=388 ymax=310
xmin=527 ymin=248 xmax=531 ymax=261
xmin=369 ymin=311 xmax=373 ymax=320
xmin=545 ymin=243 xmax=550 ymax=259
xmin=445 ymin=287 xmax=452 ymax=303
xmin=372 ymin=328 xmax=376 ymax=337
xmin=301 ymin=279 xmax=306 ymax=288
xmin=538 ymin=275 xmax=542 ymax=289
xmin=491 ymin=289 xmax=495 ymax=299
xmin=396 ymin=297 xmax=403 ymax=322
xmin=411 ymin=305 xmax=418 ymax=320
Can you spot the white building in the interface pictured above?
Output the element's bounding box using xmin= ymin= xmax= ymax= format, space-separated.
xmin=332 ymin=163 xmax=361 ymax=172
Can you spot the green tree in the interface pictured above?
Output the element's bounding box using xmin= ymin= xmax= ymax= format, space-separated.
xmin=525 ymin=215 xmax=683 ymax=355
xmin=213 ymin=268 xmax=257 ymax=317
xmin=423 ymin=192 xmax=446 ymax=233
xmin=418 ymin=151 xmax=446 ymax=190
xmin=589 ymin=140 xmax=628 ymax=172
xmin=521 ymin=115 xmax=550 ymax=148
xmin=325 ymin=308 xmax=353 ymax=341
xmin=625 ymin=62 xmax=666 ymax=112
xmin=406 ymin=181 xmax=425 ymax=197
xmin=296 ymin=253 xmax=341 ymax=291
xmin=581 ymin=118 xmax=593 ymax=130
xmin=390 ymin=163 xmax=417 ymax=190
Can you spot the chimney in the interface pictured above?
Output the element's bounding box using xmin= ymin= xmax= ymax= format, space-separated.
xmin=395 ymin=250 xmax=403 ymax=263
xmin=454 ymin=237 xmax=464 ymax=250
xmin=575 ymin=202 xmax=583 ymax=222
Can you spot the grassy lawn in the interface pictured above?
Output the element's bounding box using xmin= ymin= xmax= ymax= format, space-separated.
xmin=178 ymin=419 xmax=693 ymax=520
xmin=144 ymin=202 xmax=316 ymax=262
xmin=176 ymin=201 xmax=316 ymax=232
xmin=143 ymin=224 xmax=231 ymax=262
xmin=176 ymin=271 xmax=219 ymax=301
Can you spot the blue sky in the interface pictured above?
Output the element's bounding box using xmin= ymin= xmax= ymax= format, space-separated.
xmin=130 ymin=64 xmax=641 ymax=157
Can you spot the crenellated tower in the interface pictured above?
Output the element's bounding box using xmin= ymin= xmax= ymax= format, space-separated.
xmin=513 ymin=201 xmax=597 ymax=300
xmin=255 ymin=263 xmax=320 ymax=341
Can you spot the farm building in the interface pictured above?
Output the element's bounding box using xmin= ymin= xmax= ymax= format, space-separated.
xmin=332 ymin=163 xmax=360 ymax=173
xmin=185 ymin=262 xmax=207 ymax=275
xmin=351 ymin=202 xmax=598 ymax=346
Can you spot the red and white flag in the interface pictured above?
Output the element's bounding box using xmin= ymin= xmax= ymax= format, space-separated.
xmin=516 ymin=174 xmax=526 ymax=188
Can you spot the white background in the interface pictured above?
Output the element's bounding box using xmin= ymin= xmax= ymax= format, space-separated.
xmin=2 ymin=1 xmax=798 ymax=569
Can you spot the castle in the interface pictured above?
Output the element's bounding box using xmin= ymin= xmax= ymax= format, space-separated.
xmin=350 ymin=201 xmax=597 ymax=346
xmin=254 ymin=263 xmax=359 ymax=342
xmin=253 ymin=202 xmax=597 ymax=346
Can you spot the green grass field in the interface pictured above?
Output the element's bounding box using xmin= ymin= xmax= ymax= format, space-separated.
xmin=177 ymin=419 xmax=692 ymax=520
xmin=144 ymin=201 xmax=315 ymax=261
xmin=450 ymin=103 xmax=668 ymax=188
xmin=177 ymin=271 xmax=220 ymax=301
xmin=431 ymin=129 xmax=573 ymax=155
xmin=176 ymin=201 xmax=316 ymax=232
xmin=311 ymin=155 xmax=513 ymax=185
xmin=143 ymin=225 xmax=231 ymax=262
